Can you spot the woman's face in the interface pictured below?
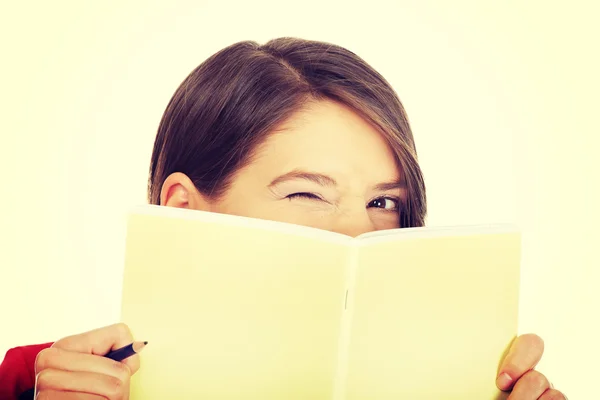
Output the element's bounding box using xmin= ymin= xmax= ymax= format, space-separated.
xmin=163 ymin=100 xmax=406 ymax=237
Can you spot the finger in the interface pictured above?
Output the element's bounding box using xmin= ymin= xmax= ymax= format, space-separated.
xmin=54 ymin=323 xmax=134 ymax=354
xmin=35 ymin=347 xmax=131 ymax=382
xmin=52 ymin=323 xmax=140 ymax=373
xmin=497 ymin=333 xmax=544 ymax=390
xmin=539 ymin=388 xmax=568 ymax=400
xmin=506 ymin=370 xmax=550 ymax=400
xmin=36 ymin=368 xmax=129 ymax=400
xmin=36 ymin=389 xmax=106 ymax=400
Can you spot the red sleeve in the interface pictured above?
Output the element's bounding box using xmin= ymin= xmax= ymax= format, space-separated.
xmin=0 ymin=343 xmax=53 ymax=400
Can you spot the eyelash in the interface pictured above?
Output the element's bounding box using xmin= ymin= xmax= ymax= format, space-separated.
xmin=286 ymin=193 xmax=400 ymax=212
xmin=286 ymin=192 xmax=323 ymax=201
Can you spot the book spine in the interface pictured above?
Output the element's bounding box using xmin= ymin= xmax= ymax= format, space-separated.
xmin=331 ymin=244 xmax=360 ymax=400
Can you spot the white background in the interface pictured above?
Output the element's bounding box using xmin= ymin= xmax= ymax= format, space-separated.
xmin=1 ymin=1 xmax=598 ymax=398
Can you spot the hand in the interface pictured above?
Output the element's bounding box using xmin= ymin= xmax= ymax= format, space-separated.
xmin=496 ymin=333 xmax=566 ymax=399
xmin=34 ymin=323 xmax=139 ymax=400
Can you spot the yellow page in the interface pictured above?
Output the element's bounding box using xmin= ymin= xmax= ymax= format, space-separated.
xmin=120 ymin=208 xmax=349 ymax=399
xmin=343 ymin=231 xmax=520 ymax=400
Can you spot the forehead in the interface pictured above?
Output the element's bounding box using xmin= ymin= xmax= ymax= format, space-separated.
xmin=252 ymin=100 xmax=400 ymax=182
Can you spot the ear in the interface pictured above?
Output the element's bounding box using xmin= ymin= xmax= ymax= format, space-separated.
xmin=160 ymin=172 xmax=213 ymax=211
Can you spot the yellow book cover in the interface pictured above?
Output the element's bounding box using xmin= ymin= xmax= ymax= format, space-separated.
xmin=120 ymin=205 xmax=520 ymax=399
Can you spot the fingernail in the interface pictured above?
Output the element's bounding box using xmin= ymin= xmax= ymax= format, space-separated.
xmin=496 ymin=372 xmax=513 ymax=390
xmin=550 ymin=381 xmax=554 ymax=389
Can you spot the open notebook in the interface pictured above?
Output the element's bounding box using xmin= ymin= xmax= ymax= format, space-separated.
xmin=120 ymin=205 xmax=520 ymax=399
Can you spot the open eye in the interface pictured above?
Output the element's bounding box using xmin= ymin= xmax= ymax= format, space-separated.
xmin=286 ymin=192 xmax=323 ymax=201
xmin=367 ymin=196 xmax=399 ymax=211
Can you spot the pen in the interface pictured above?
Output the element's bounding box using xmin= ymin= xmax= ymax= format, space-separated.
xmin=19 ymin=341 xmax=148 ymax=400
xmin=106 ymin=340 xmax=148 ymax=361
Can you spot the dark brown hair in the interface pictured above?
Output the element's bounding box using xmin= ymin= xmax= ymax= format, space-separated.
xmin=148 ymin=37 xmax=427 ymax=227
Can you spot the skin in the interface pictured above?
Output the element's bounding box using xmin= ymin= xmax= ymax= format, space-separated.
xmin=35 ymin=100 xmax=566 ymax=399
xmin=35 ymin=323 xmax=137 ymax=399
xmin=162 ymin=100 xmax=406 ymax=236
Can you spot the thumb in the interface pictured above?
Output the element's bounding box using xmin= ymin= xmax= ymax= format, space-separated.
xmin=496 ymin=333 xmax=544 ymax=391
xmin=52 ymin=323 xmax=140 ymax=373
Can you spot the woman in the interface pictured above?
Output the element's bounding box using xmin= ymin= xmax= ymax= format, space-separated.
xmin=0 ymin=37 xmax=565 ymax=400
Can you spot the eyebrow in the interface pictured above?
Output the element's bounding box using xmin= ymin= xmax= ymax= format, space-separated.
xmin=269 ymin=170 xmax=336 ymax=187
xmin=373 ymin=181 xmax=407 ymax=191
xmin=268 ymin=169 xmax=406 ymax=191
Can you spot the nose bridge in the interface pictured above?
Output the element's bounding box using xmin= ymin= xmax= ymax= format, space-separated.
xmin=333 ymin=202 xmax=375 ymax=237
